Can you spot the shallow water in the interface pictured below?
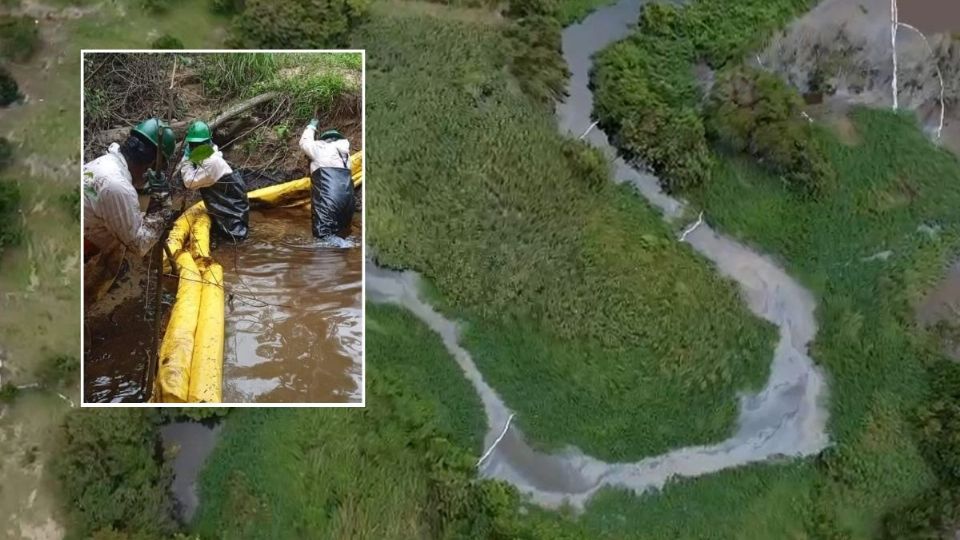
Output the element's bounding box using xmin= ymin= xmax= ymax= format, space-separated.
xmin=160 ymin=421 xmax=221 ymax=523
xmin=369 ymin=0 xmax=829 ymax=509
xmin=85 ymin=204 xmax=362 ymax=403
xmin=218 ymin=205 xmax=363 ymax=403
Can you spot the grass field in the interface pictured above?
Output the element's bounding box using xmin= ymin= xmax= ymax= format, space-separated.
xmin=360 ymin=7 xmax=775 ymax=460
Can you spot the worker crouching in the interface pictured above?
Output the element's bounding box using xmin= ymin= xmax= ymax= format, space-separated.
xmin=178 ymin=120 xmax=250 ymax=241
xmin=299 ymin=119 xmax=354 ymax=239
xmin=83 ymin=118 xmax=176 ymax=303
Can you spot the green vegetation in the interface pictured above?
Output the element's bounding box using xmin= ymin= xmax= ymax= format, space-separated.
xmin=0 ymin=16 xmax=39 ymax=62
xmin=0 ymin=178 xmax=21 ymax=254
xmin=61 ymin=188 xmax=80 ymax=222
xmin=226 ymin=0 xmax=370 ymax=49
xmin=367 ymin=303 xmax=486 ymax=452
xmin=0 ymin=65 xmax=19 ymax=106
xmin=503 ymin=0 xmax=569 ymax=106
xmin=195 ymin=52 xmax=360 ymax=121
xmin=705 ymin=64 xmax=834 ymax=198
xmin=53 ymin=410 xmax=177 ymax=540
xmin=151 ymin=34 xmax=184 ymax=49
xmin=35 ymin=353 xmax=79 ymax=389
xmin=0 ymin=382 xmax=19 ymax=403
xmin=360 ymin=7 xmax=774 ymax=460
xmin=689 ymin=108 xmax=960 ymax=537
xmin=0 ymin=137 xmax=11 ymax=169
xmin=193 ymin=322 xmax=567 ymax=539
xmin=593 ymin=0 xmax=817 ymax=191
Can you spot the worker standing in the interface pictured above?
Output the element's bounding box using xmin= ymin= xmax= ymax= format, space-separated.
xmin=299 ymin=119 xmax=354 ymax=239
xmin=177 ymin=120 xmax=250 ymax=241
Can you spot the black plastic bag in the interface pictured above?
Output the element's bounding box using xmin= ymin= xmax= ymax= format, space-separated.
xmin=310 ymin=167 xmax=354 ymax=238
xmin=199 ymin=170 xmax=250 ymax=241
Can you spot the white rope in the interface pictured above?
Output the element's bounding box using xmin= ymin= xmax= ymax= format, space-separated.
xmin=891 ymin=0 xmax=899 ymax=110
xmin=579 ymin=121 xmax=599 ymax=140
xmin=477 ymin=413 xmax=515 ymax=467
xmin=680 ymin=211 xmax=704 ymax=242
xmin=896 ymin=21 xmax=945 ymax=139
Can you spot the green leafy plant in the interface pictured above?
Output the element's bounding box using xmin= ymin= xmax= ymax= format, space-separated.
xmin=226 ymin=0 xmax=370 ymax=49
xmin=188 ymin=143 xmax=214 ymax=164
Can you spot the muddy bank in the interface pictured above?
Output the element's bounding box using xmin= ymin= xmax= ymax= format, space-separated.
xmin=160 ymin=421 xmax=220 ymax=523
xmin=218 ymin=205 xmax=362 ymax=403
xmin=370 ymin=0 xmax=829 ymax=509
xmin=760 ymin=0 xmax=960 ymax=151
xmin=918 ymin=258 xmax=960 ymax=361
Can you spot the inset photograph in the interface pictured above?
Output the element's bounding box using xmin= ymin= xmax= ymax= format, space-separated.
xmin=81 ymin=50 xmax=364 ymax=405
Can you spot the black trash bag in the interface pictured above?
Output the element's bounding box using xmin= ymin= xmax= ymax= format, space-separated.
xmin=199 ymin=170 xmax=250 ymax=241
xmin=310 ymin=166 xmax=354 ymax=238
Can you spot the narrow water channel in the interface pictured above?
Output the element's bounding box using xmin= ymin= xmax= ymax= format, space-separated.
xmin=368 ymin=0 xmax=829 ymax=509
xmin=160 ymin=422 xmax=221 ymax=523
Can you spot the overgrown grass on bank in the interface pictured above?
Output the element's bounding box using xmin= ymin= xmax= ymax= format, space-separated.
xmin=193 ymin=307 xmax=571 ymax=540
xmin=692 ymin=109 xmax=960 ymax=537
xmin=359 ymin=8 xmax=775 ymax=461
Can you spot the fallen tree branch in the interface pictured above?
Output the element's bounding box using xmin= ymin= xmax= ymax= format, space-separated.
xmin=93 ymin=92 xmax=280 ymax=143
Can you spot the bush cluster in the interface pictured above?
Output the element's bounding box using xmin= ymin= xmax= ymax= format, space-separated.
xmin=0 ymin=16 xmax=39 ymax=62
xmin=503 ymin=0 xmax=570 ymax=106
xmin=226 ymin=0 xmax=370 ymax=49
xmin=593 ymin=0 xmax=821 ymax=191
xmin=53 ymin=410 xmax=177 ymax=539
xmin=0 ymin=65 xmax=19 ymax=106
xmin=704 ymin=64 xmax=834 ymax=197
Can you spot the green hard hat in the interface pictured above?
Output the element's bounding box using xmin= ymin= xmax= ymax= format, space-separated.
xmin=185 ymin=120 xmax=212 ymax=143
xmin=131 ymin=118 xmax=176 ymax=159
xmin=319 ymin=129 xmax=344 ymax=141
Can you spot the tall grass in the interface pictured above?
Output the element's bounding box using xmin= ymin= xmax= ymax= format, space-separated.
xmin=197 ymin=53 xmax=281 ymax=100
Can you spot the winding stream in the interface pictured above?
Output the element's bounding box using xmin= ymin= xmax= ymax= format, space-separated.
xmin=368 ymin=0 xmax=829 ymax=509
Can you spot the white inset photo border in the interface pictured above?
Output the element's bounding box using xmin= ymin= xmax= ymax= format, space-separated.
xmin=79 ymin=49 xmax=367 ymax=408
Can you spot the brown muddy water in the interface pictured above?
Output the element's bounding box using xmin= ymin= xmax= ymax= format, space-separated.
xmin=218 ymin=204 xmax=362 ymax=403
xmin=85 ymin=204 xmax=363 ymax=403
xmin=899 ymin=0 xmax=960 ymax=35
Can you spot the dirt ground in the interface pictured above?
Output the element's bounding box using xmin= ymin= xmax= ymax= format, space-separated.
xmin=760 ymin=0 xmax=960 ymax=154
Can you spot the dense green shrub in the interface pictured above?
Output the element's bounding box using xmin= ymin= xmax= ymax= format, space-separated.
xmin=593 ymin=0 xmax=820 ymax=191
xmin=53 ymin=410 xmax=177 ymax=540
xmin=0 ymin=65 xmax=20 ymax=105
xmin=0 ymin=16 xmax=39 ymax=62
xmin=504 ymin=0 xmax=569 ymax=105
xmin=150 ymin=34 xmax=184 ymax=49
xmin=704 ymin=64 xmax=834 ymax=197
xmin=227 ymin=0 xmax=370 ymax=49
xmin=61 ymin=189 xmax=80 ymax=222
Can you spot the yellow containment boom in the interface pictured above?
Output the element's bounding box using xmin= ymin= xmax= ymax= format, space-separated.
xmin=158 ymin=251 xmax=203 ymax=402
xmin=154 ymin=149 xmax=362 ymax=402
xmin=189 ymin=212 xmax=212 ymax=261
xmin=188 ymin=263 xmax=224 ymax=403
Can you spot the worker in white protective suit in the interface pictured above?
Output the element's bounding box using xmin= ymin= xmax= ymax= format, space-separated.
xmin=177 ymin=120 xmax=249 ymax=241
xmin=83 ymin=118 xmax=175 ymax=304
xmin=299 ymin=120 xmax=354 ymax=238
